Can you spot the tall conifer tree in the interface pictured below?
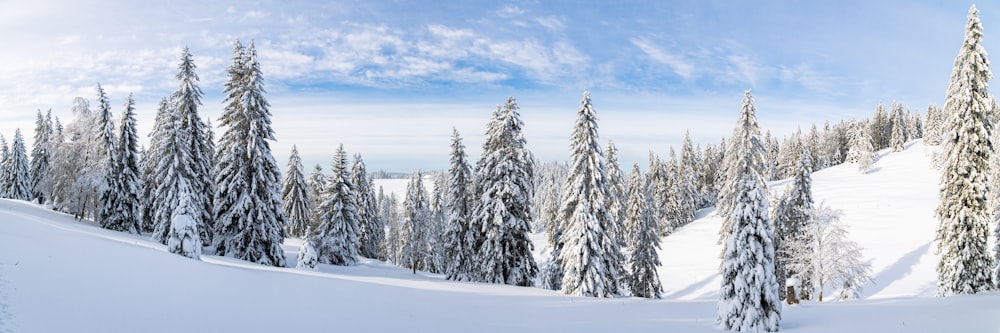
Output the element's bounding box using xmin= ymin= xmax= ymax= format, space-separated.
xmin=936 ymin=5 xmax=996 ymax=296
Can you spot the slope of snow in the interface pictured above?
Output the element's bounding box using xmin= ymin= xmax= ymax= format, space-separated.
xmin=1 ymin=140 xmax=999 ymax=332
xmin=657 ymin=140 xmax=943 ymax=301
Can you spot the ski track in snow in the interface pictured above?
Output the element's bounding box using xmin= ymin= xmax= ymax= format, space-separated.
xmin=1 ymin=141 xmax=1000 ymax=332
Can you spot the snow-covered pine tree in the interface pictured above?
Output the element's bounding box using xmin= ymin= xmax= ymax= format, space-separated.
xmin=167 ymin=191 xmax=202 ymax=260
xmin=150 ymin=94 xmax=201 ymax=244
xmin=624 ymin=163 xmax=662 ymax=298
xmin=212 ymin=39 xmax=287 ymax=266
xmin=890 ymin=103 xmax=907 ymax=152
xmin=910 ymin=111 xmax=924 ymax=140
xmin=443 ymin=129 xmax=475 ymax=281
xmin=307 ymin=164 xmax=326 ymax=229
xmin=98 ymin=95 xmax=141 ymax=234
xmin=776 ymin=145 xmax=816 ymax=300
xmin=924 ymin=104 xmax=944 ymax=146
xmin=30 ymin=110 xmax=53 ymax=204
xmin=871 ymin=102 xmax=890 ymax=150
xmin=557 ymin=91 xmax=622 ymax=297
xmin=936 ymin=4 xmax=996 ymax=296
xmin=172 ymin=46 xmax=215 ymax=245
xmin=297 ymin=236 xmax=318 ymax=270
xmin=4 ymin=130 xmax=31 ymax=201
xmin=281 ymin=145 xmax=311 ymax=238
xmin=847 ymin=124 xmax=876 ymax=173
xmin=310 ymin=144 xmax=360 ymax=266
xmin=677 ymin=130 xmax=699 ymax=226
xmin=718 ymin=90 xmax=766 ymax=246
xmin=472 ymin=97 xmax=538 ymax=286
xmin=605 ymin=140 xmax=626 ymax=248
xmin=351 ymin=153 xmax=383 ymax=259
xmin=399 ymin=172 xmax=430 ymax=272
xmin=717 ymin=90 xmax=781 ymax=332
xmin=141 ymin=98 xmax=171 ymax=235
xmin=784 ymin=203 xmax=872 ymax=301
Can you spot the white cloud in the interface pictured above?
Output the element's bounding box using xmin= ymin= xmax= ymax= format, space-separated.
xmin=630 ymin=38 xmax=695 ymax=80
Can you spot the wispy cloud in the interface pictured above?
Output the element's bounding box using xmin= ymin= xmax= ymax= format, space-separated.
xmin=630 ymin=38 xmax=696 ymax=80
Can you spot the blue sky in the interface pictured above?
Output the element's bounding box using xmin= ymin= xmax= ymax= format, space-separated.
xmin=0 ymin=1 xmax=996 ymax=172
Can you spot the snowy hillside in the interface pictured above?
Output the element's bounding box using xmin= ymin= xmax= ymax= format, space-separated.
xmin=658 ymin=140 xmax=942 ymax=300
xmin=1 ymin=140 xmax=999 ymax=332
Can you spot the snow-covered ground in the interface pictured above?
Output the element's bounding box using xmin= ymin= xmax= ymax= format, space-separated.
xmin=1 ymin=140 xmax=999 ymax=332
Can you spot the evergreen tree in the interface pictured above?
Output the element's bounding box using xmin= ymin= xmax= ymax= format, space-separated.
xmin=890 ymin=103 xmax=907 ymax=152
xmin=30 ymin=110 xmax=53 ymax=204
xmin=936 ymin=5 xmax=996 ymax=296
xmin=443 ymin=129 xmax=475 ymax=281
xmin=624 ymin=163 xmax=662 ymax=298
xmin=307 ymin=164 xmax=327 ymax=229
xmin=168 ymin=191 xmax=202 ymax=260
xmin=871 ymin=102 xmax=890 ymax=150
xmin=605 ymin=141 xmax=626 ymax=247
xmin=212 ymin=39 xmax=287 ymax=266
xmin=776 ymin=146 xmax=816 ymax=300
xmin=150 ymin=96 xmax=199 ymax=243
xmin=297 ymin=237 xmax=318 ymax=270
xmin=172 ymin=46 xmax=215 ymax=245
xmin=847 ymin=124 xmax=876 ymax=173
xmin=352 ymin=153 xmax=383 ymax=259
xmin=924 ymin=104 xmax=944 ymax=146
xmin=310 ymin=145 xmax=360 ymax=266
xmin=472 ymin=97 xmax=538 ymax=286
xmin=5 ymin=130 xmax=31 ymax=201
xmin=557 ymin=91 xmax=622 ymax=297
xmin=400 ymin=172 xmax=430 ymax=272
xmin=677 ymin=130 xmax=699 ymax=226
xmin=717 ymin=90 xmax=781 ymax=332
xmin=98 ymin=95 xmax=141 ymax=234
xmin=281 ymin=146 xmax=311 ymax=238
xmin=718 ymin=90 xmax=767 ymax=245
xmin=142 ymin=98 xmax=173 ymax=236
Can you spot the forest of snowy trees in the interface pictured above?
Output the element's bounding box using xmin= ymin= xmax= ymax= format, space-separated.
xmin=3 ymin=4 xmax=1000 ymax=333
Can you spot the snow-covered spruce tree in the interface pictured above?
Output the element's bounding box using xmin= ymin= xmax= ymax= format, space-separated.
xmin=924 ymin=104 xmax=944 ymax=146
xmin=472 ymin=97 xmax=538 ymax=286
xmin=3 ymin=130 xmax=30 ymax=201
xmin=306 ymin=164 xmax=326 ymax=229
xmin=661 ymin=149 xmax=684 ymax=233
xmin=717 ymin=90 xmax=780 ymax=332
xmin=297 ymin=236 xmax=318 ymax=270
xmin=775 ymin=145 xmax=816 ymax=300
xmin=624 ymin=163 xmax=662 ymax=299
xmin=784 ymin=203 xmax=872 ymax=301
xmin=30 ymin=110 xmax=53 ymax=204
xmin=717 ymin=91 xmax=766 ymax=246
xmin=557 ymin=91 xmax=622 ymax=297
xmin=870 ymin=102 xmax=890 ymax=150
xmin=426 ymin=174 xmax=447 ymax=273
xmin=150 ymin=97 xmax=199 ymax=244
xmin=141 ymin=98 xmax=171 ymax=235
xmin=605 ymin=140 xmax=627 ymax=247
xmin=212 ymin=40 xmax=287 ymax=267
xmin=443 ymin=129 xmax=475 ymax=281
xmin=351 ymin=153 xmax=383 ymax=259
xmin=310 ymin=144 xmax=360 ymax=266
xmin=936 ymin=4 xmax=996 ymax=296
xmin=399 ymin=172 xmax=430 ymax=272
xmin=677 ymin=130 xmax=699 ymax=226
xmin=281 ymin=146 xmax=311 ymax=238
xmin=98 ymin=95 xmax=141 ymax=234
xmin=848 ymin=124 xmax=876 ymax=173
xmin=167 ymin=191 xmax=202 ymax=260
xmin=172 ymin=46 xmax=215 ymax=245
xmin=890 ymin=103 xmax=907 ymax=152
